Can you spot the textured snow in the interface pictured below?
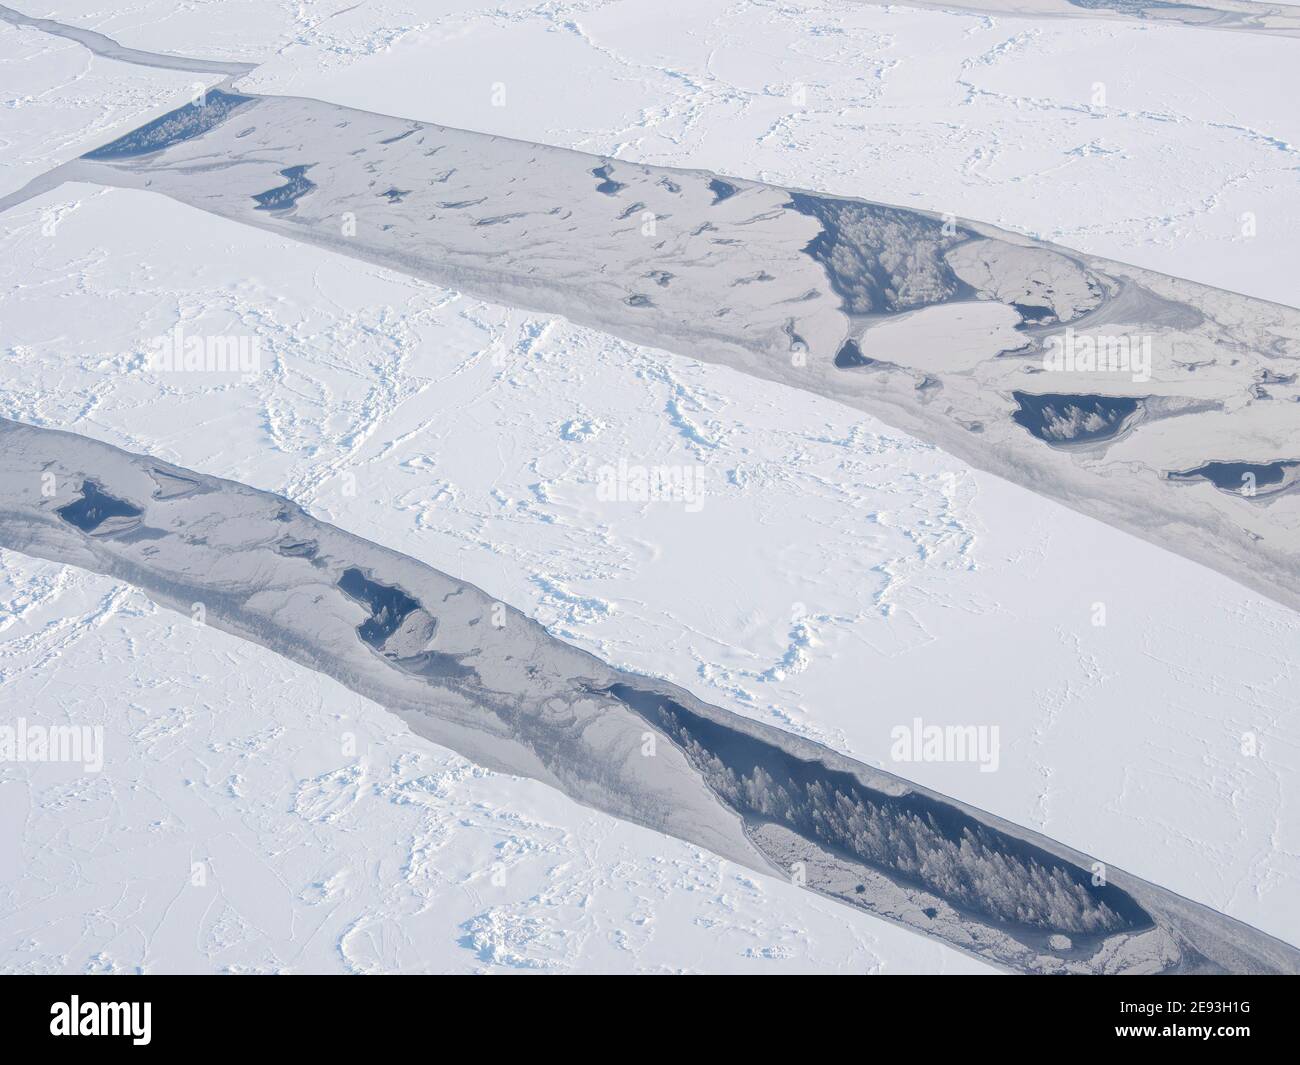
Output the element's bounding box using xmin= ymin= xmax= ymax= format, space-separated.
xmin=1 ymin=551 xmax=987 ymax=974
xmin=2 ymin=187 xmax=1297 ymax=967
xmin=0 ymin=0 xmax=1296 ymax=973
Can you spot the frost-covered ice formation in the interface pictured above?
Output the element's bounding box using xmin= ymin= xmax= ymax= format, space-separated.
xmin=2 ymin=417 xmax=1296 ymax=975
xmin=28 ymin=87 xmax=1297 ymax=620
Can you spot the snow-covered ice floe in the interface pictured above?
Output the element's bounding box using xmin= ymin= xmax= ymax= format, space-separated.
xmin=18 ymin=86 xmax=1295 ymax=623
xmin=1 ymin=417 xmax=1296 ymax=975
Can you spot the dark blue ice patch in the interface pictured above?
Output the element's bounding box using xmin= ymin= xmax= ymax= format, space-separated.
xmin=834 ymin=339 xmax=875 ymax=368
xmin=56 ymin=480 xmax=142 ymax=531
xmin=1011 ymin=392 xmax=1140 ymax=446
xmin=1012 ymin=303 xmax=1057 ymax=324
xmin=252 ymin=165 xmax=317 ymax=211
xmin=592 ymin=163 xmax=625 ymax=195
xmin=83 ymin=90 xmax=256 ymax=160
xmin=1168 ymin=460 xmax=1298 ymax=494
xmin=782 ymin=319 xmax=807 ymax=355
xmin=337 ymin=567 xmax=421 ymax=648
xmin=708 ymin=178 xmax=738 ymax=204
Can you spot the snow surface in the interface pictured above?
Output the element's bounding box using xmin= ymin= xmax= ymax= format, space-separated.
xmin=0 ymin=0 xmax=1296 ymax=973
xmin=1 ymin=551 xmax=988 ymax=973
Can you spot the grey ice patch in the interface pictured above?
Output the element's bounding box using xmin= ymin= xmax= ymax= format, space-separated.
xmin=0 ymin=4 xmax=257 ymax=75
xmin=50 ymin=83 xmax=1300 ymax=619
xmin=2 ymin=418 xmax=1296 ymax=974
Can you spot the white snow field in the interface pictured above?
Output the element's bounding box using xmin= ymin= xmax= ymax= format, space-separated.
xmin=0 ymin=0 xmax=1296 ymax=972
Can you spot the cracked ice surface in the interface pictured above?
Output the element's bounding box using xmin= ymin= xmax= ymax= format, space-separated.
xmin=1 ymin=0 xmax=1298 ymax=973
xmin=1 ymin=550 xmax=984 ymax=974
xmin=1 ymin=188 xmax=1298 ymax=968
xmin=2 ymin=419 xmax=1296 ymax=973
